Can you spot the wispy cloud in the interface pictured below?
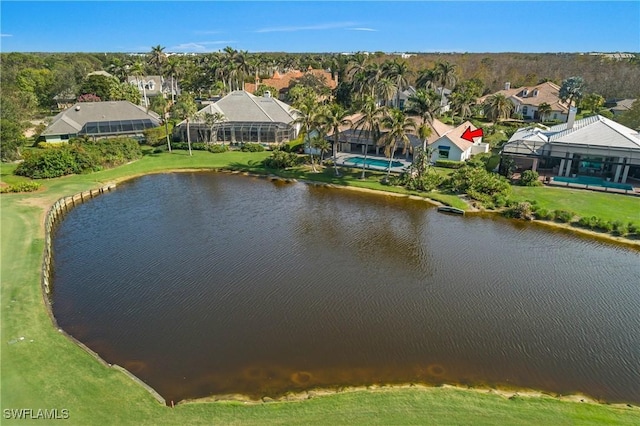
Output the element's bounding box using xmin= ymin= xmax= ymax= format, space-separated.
xmin=1 ymin=34 xmax=13 ymax=37
xmin=255 ymin=22 xmax=357 ymax=33
xmin=348 ymin=28 xmax=377 ymax=32
xmin=169 ymin=41 xmax=235 ymax=52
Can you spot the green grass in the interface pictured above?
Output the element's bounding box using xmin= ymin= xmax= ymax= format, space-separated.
xmin=511 ymin=186 xmax=640 ymax=226
xmin=2 ymin=149 xmax=640 ymax=424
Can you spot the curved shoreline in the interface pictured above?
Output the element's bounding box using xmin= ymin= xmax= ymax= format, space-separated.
xmin=35 ymin=167 xmax=640 ymax=410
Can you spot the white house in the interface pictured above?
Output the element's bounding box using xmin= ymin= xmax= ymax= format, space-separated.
xmin=479 ymin=81 xmax=570 ymax=122
xmin=428 ymin=121 xmax=489 ymax=162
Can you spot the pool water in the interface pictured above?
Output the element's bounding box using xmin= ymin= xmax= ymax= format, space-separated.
xmin=346 ymin=156 xmax=404 ymax=168
xmin=553 ymin=176 xmax=634 ymax=190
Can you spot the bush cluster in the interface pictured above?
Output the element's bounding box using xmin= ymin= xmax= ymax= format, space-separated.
xmin=520 ymin=170 xmax=542 ymax=186
xmin=263 ymin=149 xmax=300 ymax=169
xmin=503 ymin=202 xmax=535 ymax=220
xmin=15 ymin=138 xmax=142 ymax=179
xmin=435 ymin=159 xmax=464 ymax=169
xmin=446 ymin=165 xmax=511 ymax=207
xmin=170 ymin=142 xmax=229 ymax=153
xmin=0 ymin=181 xmax=41 ymax=193
xmin=240 ymin=143 xmax=265 ymax=152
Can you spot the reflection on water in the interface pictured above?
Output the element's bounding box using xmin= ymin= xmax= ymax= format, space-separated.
xmin=52 ymin=172 xmax=640 ymax=403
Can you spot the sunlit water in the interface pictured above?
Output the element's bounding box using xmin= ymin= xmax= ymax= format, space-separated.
xmin=51 ymin=172 xmax=640 ymax=403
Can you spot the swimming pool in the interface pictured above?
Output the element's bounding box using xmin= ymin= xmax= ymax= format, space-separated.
xmin=345 ymin=156 xmax=404 ymax=168
xmin=552 ymin=176 xmax=634 ymax=191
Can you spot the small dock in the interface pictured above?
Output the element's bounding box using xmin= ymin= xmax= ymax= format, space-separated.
xmin=437 ymin=206 xmax=465 ymax=215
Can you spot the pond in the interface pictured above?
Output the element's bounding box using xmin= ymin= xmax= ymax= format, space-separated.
xmin=51 ymin=172 xmax=640 ymax=404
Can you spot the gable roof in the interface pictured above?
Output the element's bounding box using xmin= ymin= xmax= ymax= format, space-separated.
xmin=41 ymin=101 xmax=161 ymax=136
xmin=188 ymin=90 xmax=298 ymax=125
xmin=428 ymin=121 xmax=479 ymax=152
xmin=504 ymin=115 xmax=640 ymax=152
xmin=609 ymin=98 xmax=636 ymax=112
xmin=479 ymin=81 xmax=569 ymax=112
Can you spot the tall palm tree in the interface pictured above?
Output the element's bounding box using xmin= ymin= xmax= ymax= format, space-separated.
xmin=130 ymin=61 xmax=148 ymax=108
xmin=165 ymin=56 xmax=183 ymax=103
xmin=318 ymin=103 xmax=352 ymax=176
xmin=449 ymin=91 xmax=474 ymax=122
xmin=559 ymin=76 xmax=585 ymax=121
xmin=434 ymin=61 xmax=457 ymax=110
xmin=383 ymin=59 xmax=411 ymax=109
xmin=416 ymin=67 xmax=437 ymax=90
xmin=310 ymin=134 xmax=331 ymax=167
xmin=406 ymin=89 xmax=440 ymax=128
xmin=108 ymin=57 xmax=129 ymax=82
xmin=352 ymin=96 xmax=384 ymax=179
xmin=148 ymin=45 xmax=167 ymax=76
xmin=379 ymin=108 xmax=416 ymax=182
xmin=376 ymin=77 xmax=397 ymax=107
xmin=172 ymin=94 xmax=198 ymax=156
xmin=293 ymin=96 xmax=322 ymax=171
xmin=537 ymin=102 xmax=552 ymax=122
xmin=483 ymin=93 xmax=514 ymax=123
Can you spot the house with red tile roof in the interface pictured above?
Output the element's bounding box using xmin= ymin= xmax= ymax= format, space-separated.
xmin=244 ymin=68 xmax=338 ymax=99
xmin=479 ymin=81 xmax=570 ymax=122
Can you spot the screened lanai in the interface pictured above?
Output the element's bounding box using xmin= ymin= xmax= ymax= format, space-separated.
xmin=178 ymin=121 xmax=296 ymax=145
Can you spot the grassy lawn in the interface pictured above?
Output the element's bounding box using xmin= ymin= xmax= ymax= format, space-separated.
xmin=511 ymin=186 xmax=640 ymax=226
xmin=2 ymin=150 xmax=639 ymax=424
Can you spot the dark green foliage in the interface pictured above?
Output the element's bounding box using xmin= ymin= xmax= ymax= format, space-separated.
xmin=207 ymin=144 xmax=228 ymax=153
xmin=263 ymin=149 xmax=300 ymax=169
xmin=435 ymin=159 xmax=464 ymax=169
xmin=14 ymin=138 xmax=141 ymax=179
xmin=283 ymin=138 xmax=304 ymax=153
xmin=611 ymin=220 xmax=629 ymax=236
xmin=1 ymin=118 xmax=27 ymax=161
xmin=553 ymin=209 xmax=575 ymax=223
xmin=0 ymin=181 xmax=41 ymax=193
xmin=241 ymin=143 xmax=265 ymax=152
xmin=393 ymin=171 xmax=444 ymax=192
xmin=520 ymin=170 xmax=542 ymax=186
xmin=447 ymin=165 xmax=512 ymax=200
xmin=534 ymin=208 xmax=554 ymax=220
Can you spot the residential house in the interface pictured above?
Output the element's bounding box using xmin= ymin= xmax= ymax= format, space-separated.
xmin=501 ymin=110 xmax=640 ymax=183
xmin=479 ymin=81 xmax=570 ymax=122
xmin=387 ymin=86 xmax=451 ymax=113
xmin=39 ymin=101 xmax=161 ymax=142
xmin=127 ymin=75 xmax=178 ymax=105
xmin=244 ymin=68 xmax=338 ymax=100
xmin=427 ymin=120 xmax=489 ymax=162
xmin=607 ymin=98 xmax=636 ymax=118
xmin=173 ymin=90 xmax=300 ymax=145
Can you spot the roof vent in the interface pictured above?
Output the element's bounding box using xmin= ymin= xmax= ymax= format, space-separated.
xmin=264 ymin=91 xmax=271 ymax=98
xmin=75 ymin=106 xmax=81 ymax=111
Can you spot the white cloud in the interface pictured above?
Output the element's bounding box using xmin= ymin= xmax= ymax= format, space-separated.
xmin=255 ymin=22 xmax=357 ymax=33
xmin=348 ymin=28 xmax=377 ymax=32
xmin=1 ymin=34 xmax=13 ymax=37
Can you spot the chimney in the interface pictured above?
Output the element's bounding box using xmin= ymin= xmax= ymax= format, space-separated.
xmin=264 ymin=91 xmax=271 ymax=98
xmin=504 ymin=82 xmax=511 ymax=90
xmin=566 ymin=106 xmax=577 ymax=129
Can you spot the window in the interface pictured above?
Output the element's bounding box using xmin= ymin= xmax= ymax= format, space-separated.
xmin=522 ymin=89 xmax=529 ymax=96
xmin=438 ymin=145 xmax=450 ymax=159
xmin=523 ymin=106 xmax=528 ymax=116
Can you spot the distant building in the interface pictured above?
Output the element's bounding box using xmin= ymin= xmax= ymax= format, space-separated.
xmin=244 ymin=68 xmax=338 ymax=99
xmin=479 ymin=81 xmax=570 ymax=122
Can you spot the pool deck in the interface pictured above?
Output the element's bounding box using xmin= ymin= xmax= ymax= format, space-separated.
xmin=528 ymin=170 xmax=640 ymax=196
xmin=336 ymin=153 xmax=412 ymax=174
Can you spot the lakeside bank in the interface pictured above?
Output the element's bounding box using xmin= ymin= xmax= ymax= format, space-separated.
xmin=2 ymin=150 xmax=640 ymax=424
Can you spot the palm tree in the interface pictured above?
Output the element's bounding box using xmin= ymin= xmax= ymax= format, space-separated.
xmin=416 ymin=68 xmax=437 ymax=90
xmin=449 ymin=91 xmax=474 ymax=123
xmin=148 ymin=45 xmax=167 ymax=76
xmin=107 ymin=58 xmax=129 ymax=82
xmin=383 ymin=59 xmax=411 ymax=109
xmin=310 ymin=134 xmax=331 ymax=167
xmin=559 ymin=76 xmax=585 ymax=120
xmin=318 ymin=103 xmax=352 ymax=176
xmin=172 ymin=94 xmax=198 ymax=156
xmin=376 ymin=77 xmax=397 ymax=107
xmin=483 ymin=93 xmax=514 ymax=123
xmin=352 ymin=96 xmax=384 ymax=179
xmin=379 ymin=108 xmax=416 ymax=182
xmin=406 ymin=89 xmax=440 ymax=128
xmin=537 ymin=102 xmax=552 ymax=122
xmin=434 ymin=61 xmax=457 ymax=110
xmin=415 ymin=124 xmax=434 ymax=177
xmin=293 ymin=96 xmax=322 ymax=171
xmin=165 ymin=56 xmax=182 ymax=103
xmin=130 ymin=61 xmax=148 ymax=108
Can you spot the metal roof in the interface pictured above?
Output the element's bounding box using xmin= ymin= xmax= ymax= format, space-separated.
xmin=188 ymin=91 xmax=297 ymax=125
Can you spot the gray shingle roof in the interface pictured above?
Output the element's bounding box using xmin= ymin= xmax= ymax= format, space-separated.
xmin=188 ymin=91 xmax=297 ymax=125
xmin=42 ymin=101 xmax=161 ymax=136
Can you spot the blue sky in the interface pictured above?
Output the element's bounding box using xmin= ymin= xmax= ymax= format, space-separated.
xmin=1 ymin=1 xmax=639 ymax=53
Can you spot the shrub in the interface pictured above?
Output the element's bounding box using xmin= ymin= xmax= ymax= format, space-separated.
xmin=262 ymin=149 xmax=300 ymax=169
xmin=611 ymin=220 xmax=629 ymax=236
xmin=435 ymin=159 xmax=464 ymax=169
xmin=404 ymin=172 xmax=444 ymax=192
xmin=628 ymin=222 xmax=640 ymax=235
xmin=0 ymin=181 xmax=41 ymax=193
xmin=554 ymin=209 xmax=575 ymax=223
xmin=241 ymin=143 xmax=265 ymax=152
xmin=504 ymin=201 xmax=534 ymax=220
xmin=207 ymin=144 xmax=228 ymax=153
xmin=577 ymin=216 xmax=599 ymax=230
xmin=534 ymin=208 xmax=554 ymax=220
xmin=595 ymin=218 xmax=613 ymax=232
xmin=447 ymin=165 xmax=512 ymax=200
xmin=520 ymin=170 xmax=542 ymax=186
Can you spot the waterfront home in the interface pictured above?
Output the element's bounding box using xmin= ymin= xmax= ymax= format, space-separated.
xmin=427 ymin=121 xmax=489 ymax=162
xmin=39 ymin=101 xmax=161 ymax=142
xmin=501 ymin=111 xmax=640 ymax=184
xmin=173 ymin=90 xmax=300 ymax=145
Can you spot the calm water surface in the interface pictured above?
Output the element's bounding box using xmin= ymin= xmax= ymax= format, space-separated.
xmin=51 ymin=173 xmax=640 ymax=403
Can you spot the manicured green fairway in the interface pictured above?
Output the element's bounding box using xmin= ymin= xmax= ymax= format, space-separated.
xmin=2 ymin=150 xmax=639 ymax=425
